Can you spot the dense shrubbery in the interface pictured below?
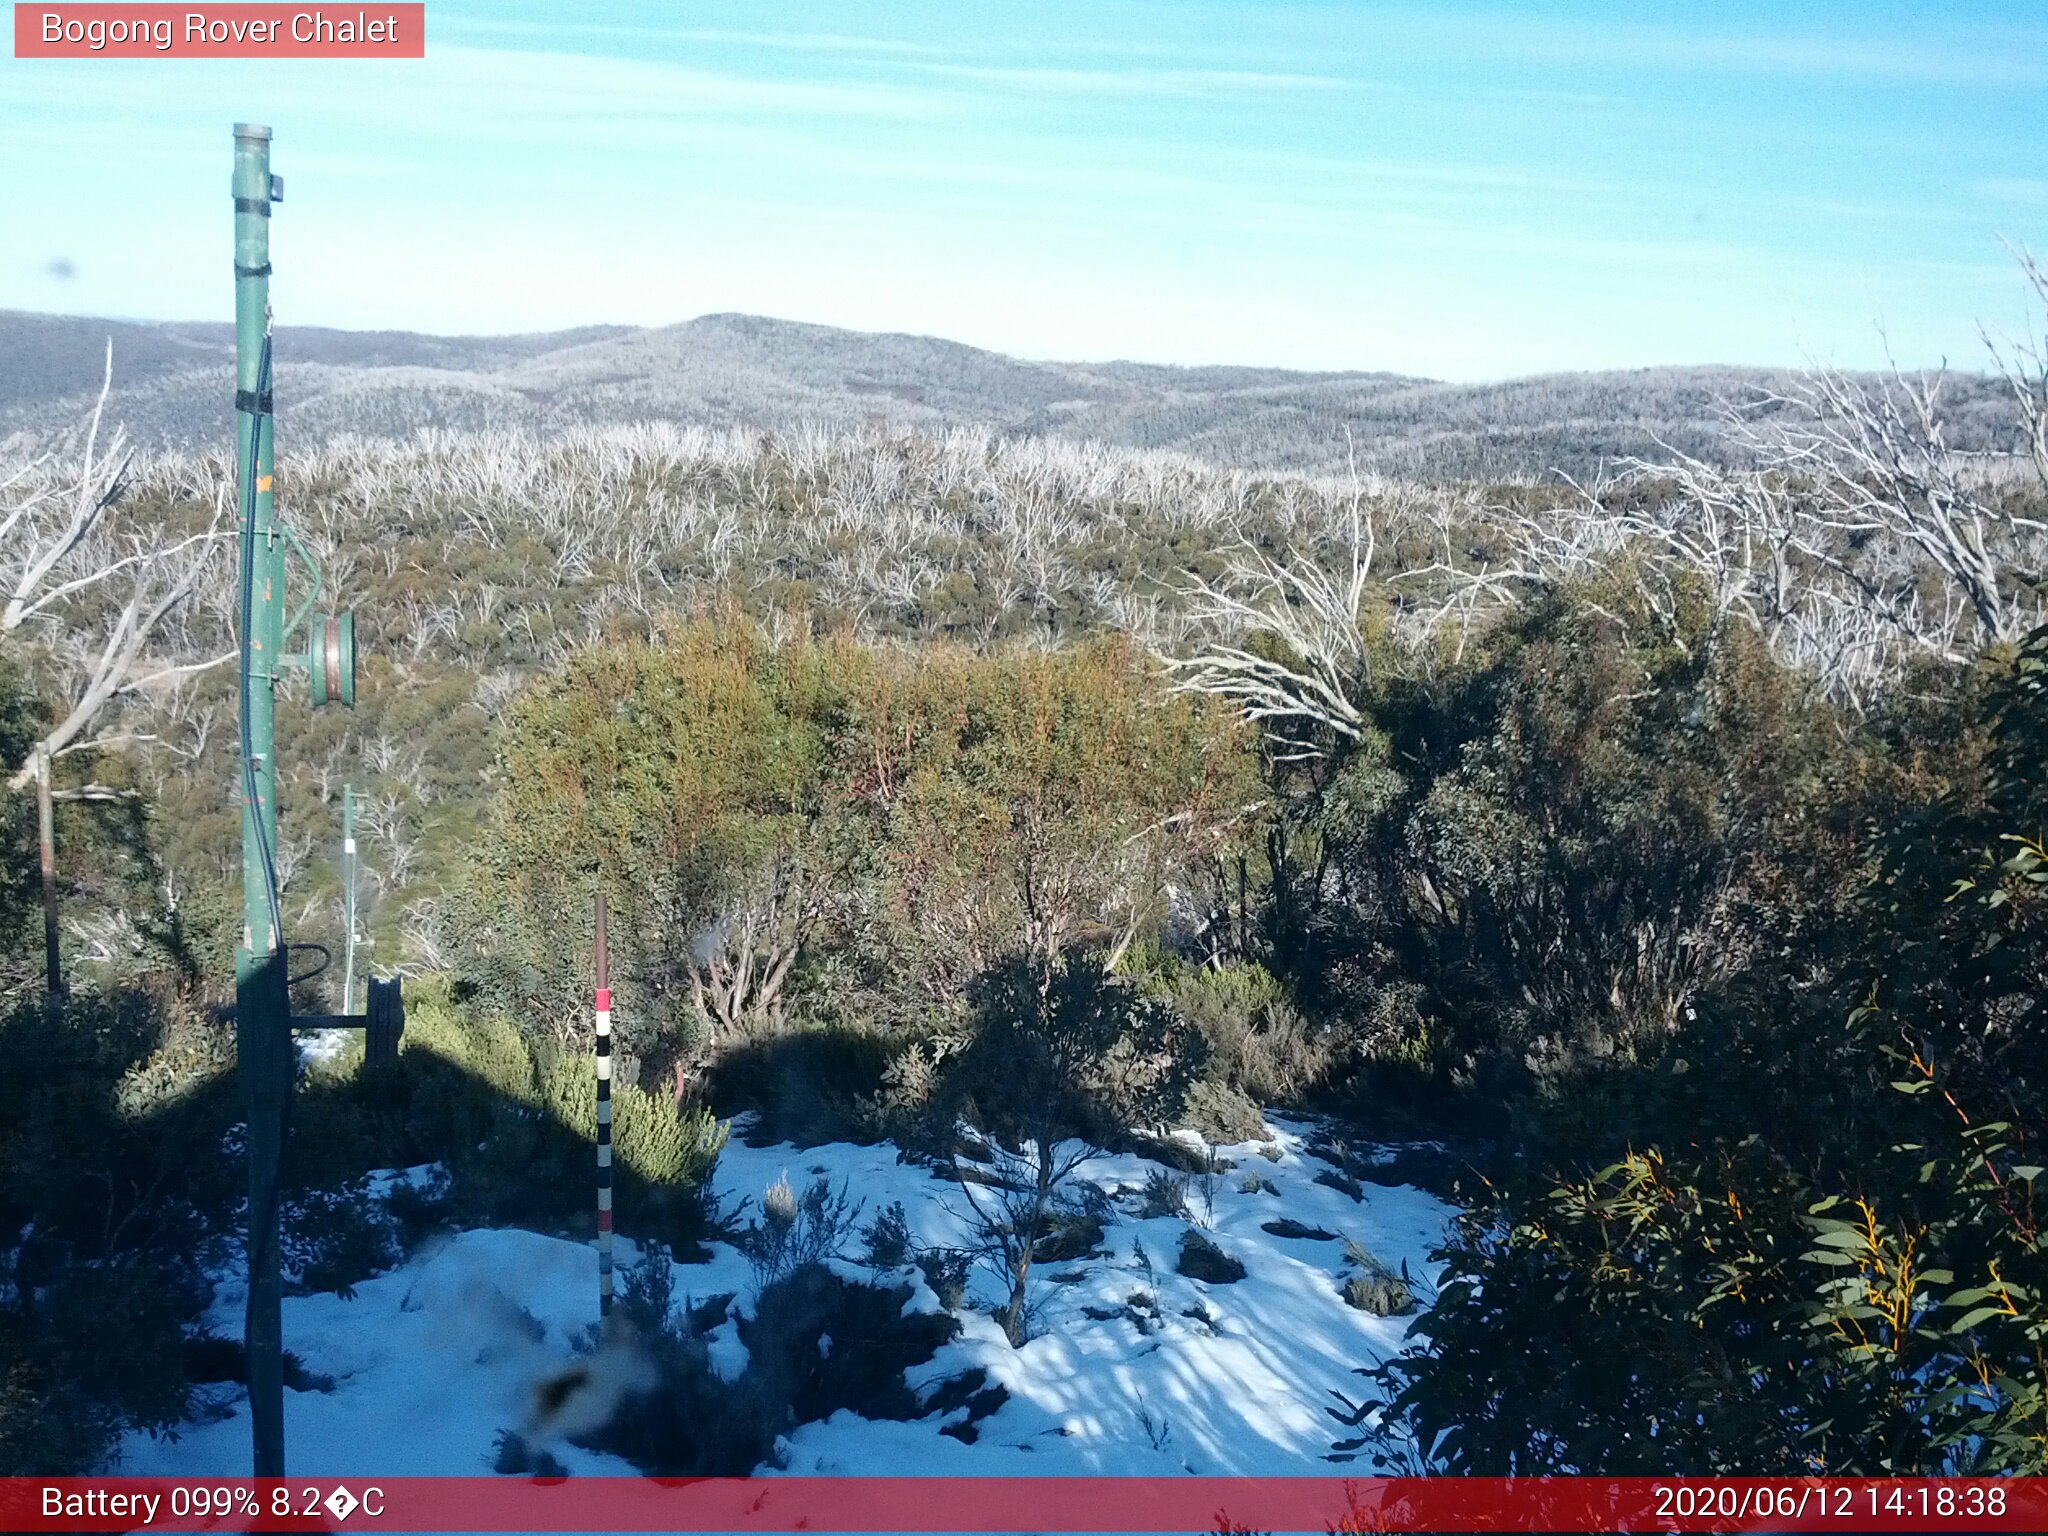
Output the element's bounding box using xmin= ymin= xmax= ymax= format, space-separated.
xmin=86 ymin=428 xmax=1450 ymax=1009
xmin=1156 ymin=961 xmax=1326 ymax=1136
xmin=0 ymin=983 xmax=238 ymax=1473
xmin=12 ymin=562 xmax=2035 ymax=1474
xmin=0 ymin=969 xmax=734 ymax=1473
xmin=1262 ymin=575 xmax=1941 ymax=1116
xmin=463 ymin=620 xmax=1261 ymax=1117
xmin=1370 ymin=629 xmax=2047 ymax=1474
xmin=581 ymin=1248 xmax=960 ymax=1477
xmin=941 ymin=951 xmax=1206 ymax=1340
xmin=354 ymin=982 xmax=729 ymax=1246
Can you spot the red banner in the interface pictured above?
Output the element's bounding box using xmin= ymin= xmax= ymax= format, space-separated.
xmin=12 ymin=5 xmax=425 ymax=58
xmin=2 ymin=1477 xmax=2043 ymax=1533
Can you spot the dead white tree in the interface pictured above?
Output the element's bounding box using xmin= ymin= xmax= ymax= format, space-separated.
xmin=471 ymin=667 xmax=524 ymax=720
xmin=311 ymin=744 xmax=348 ymax=804
xmin=383 ymin=833 xmax=421 ymax=888
xmin=3 ymin=370 xmax=232 ymax=782
xmin=402 ymin=893 xmax=450 ymax=971
xmin=356 ymin=789 xmax=407 ymax=843
xmin=271 ymin=826 xmax=316 ymax=893
xmin=1161 ymin=469 xmax=1379 ymax=760
xmin=1745 ymin=360 xmax=2045 ymax=655
xmin=1982 ymin=243 xmax=2048 ymax=495
xmin=683 ymin=853 xmax=823 ymax=1039
xmin=1394 ymin=259 xmax=2048 ymax=707
xmin=0 ymin=347 xmax=232 ymax=1001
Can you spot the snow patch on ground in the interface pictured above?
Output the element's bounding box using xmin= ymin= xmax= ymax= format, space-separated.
xmin=114 ymin=1115 xmax=1451 ymax=1477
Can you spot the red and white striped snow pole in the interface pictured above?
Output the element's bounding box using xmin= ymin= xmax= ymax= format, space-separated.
xmin=594 ymin=892 xmax=613 ymax=1320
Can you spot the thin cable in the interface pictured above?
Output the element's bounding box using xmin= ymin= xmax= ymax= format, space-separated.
xmin=286 ymin=943 xmax=332 ymax=988
xmin=238 ymin=330 xmax=284 ymax=953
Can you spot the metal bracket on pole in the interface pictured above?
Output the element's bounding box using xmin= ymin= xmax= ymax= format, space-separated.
xmin=278 ymin=525 xmax=325 ymax=646
xmin=291 ymin=977 xmax=405 ymax=1069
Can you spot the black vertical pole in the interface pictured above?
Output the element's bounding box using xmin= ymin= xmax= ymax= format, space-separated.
xmin=238 ymin=950 xmax=290 ymax=1477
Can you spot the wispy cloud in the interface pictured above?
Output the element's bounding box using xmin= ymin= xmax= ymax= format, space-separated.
xmin=459 ymin=18 xmax=952 ymax=59
xmin=1974 ymin=178 xmax=2048 ymax=208
xmin=1375 ymin=6 xmax=2048 ymax=87
xmin=0 ymin=42 xmax=948 ymax=128
xmin=426 ymin=43 xmax=946 ymax=122
xmin=907 ymin=63 xmax=1350 ymax=97
xmin=671 ymin=28 xmax=953 ymax=58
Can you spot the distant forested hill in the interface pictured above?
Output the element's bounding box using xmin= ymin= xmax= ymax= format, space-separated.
xmin=1 ymin=308 xmax=2017 ymax=482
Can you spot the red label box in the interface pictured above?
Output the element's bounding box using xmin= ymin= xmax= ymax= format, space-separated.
xmin=13 ymin=4 xmax=426 ymax=58
xmin=3 ymin=1477 xmax=2047 ymax=1533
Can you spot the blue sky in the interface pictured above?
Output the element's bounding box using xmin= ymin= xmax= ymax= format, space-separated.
xmin=1 ymin=0 xmax=2044 ymax=378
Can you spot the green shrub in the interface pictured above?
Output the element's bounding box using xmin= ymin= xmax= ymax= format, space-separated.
xmin=1369 ymin=629 xmax=2048 ymax=1475
xmin=584 ymin=1259 xmax=960 ymax=1476
xmin=950 ymin=952 xmax=1206 ymax=1154
xmin=616 ymin=1087 xmax=729 ymax=1189
xmin=1137 ymin=1169 xmax=1190 ymax=1220
xmin=859 ymin=1198 xmax=972 ymax=1308
xmin=1339 ymin=1240 xmax=1412 ymax=1316
xmin=615 ymin=1239 xmax=680 ymax=1338
xmin=0 ymin=984 xmax=238 ymax=1473
xmin=474 ymin=621 xmax=1258 ymax=1093
xmin=1163 ymin=963 xmax=1331 ymax=1107
xmin=290 ymin=988 xmax=731 ymax=1251
xmin=739 ymin=1174 xmax=862 ymax=1289
xmin=709 ymin=1020 xmax=901 ymax=1146
xmin=1182 ymin=1078 xmax=1270 ymax=1143
xmin=406 ymin=985 xmax=539 ymax=1106
xmin=385 ymin=1166 xmax=455 ymax=1249
xmin=1032 ymin=1210 xmax=1105 ymax=1263
xmin=914 ymin=1249 xmax=972 ymax=1311
xmin=1176 ymin=1229 xmax=1247 ymax=1284
xmin=575 ymin=1305 xmax=773 ymax=1476
xmin=1273 ymin=581 xmax=1924 ymax=1114
xmin=282 ymin=1177 xmax=398 ymax=1298
xmin=741 ymin=1264 xmax=960 ymax=1425
xmin=862 ymin=1202 xmax=914 ymax=1269
xmin=0 ymin=1255 xmax=196 ymax=1474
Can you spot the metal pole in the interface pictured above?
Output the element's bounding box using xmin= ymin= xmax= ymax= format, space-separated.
xmin=235 ymin=121 xmax=284 ymax=963
xmin=232 ymin=120 xmax=289 ymax=1479
xmin=595 ymin=893 xmax=613 ymax=1320
xmin=341 ymin=786 xmax=357 ymax=1014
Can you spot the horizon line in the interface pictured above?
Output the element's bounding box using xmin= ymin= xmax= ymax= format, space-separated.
xmin=0 ymin=303 xmax=1986 ymax=390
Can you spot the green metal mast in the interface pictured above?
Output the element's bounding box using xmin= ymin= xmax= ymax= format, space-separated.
xmin=235 ymin=123 xmax=284 ymax=958
xmin=233 ymin=120 xmax=290 ymax=1479
xmin=225 ymin=121 xmax=381 ymax=1479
